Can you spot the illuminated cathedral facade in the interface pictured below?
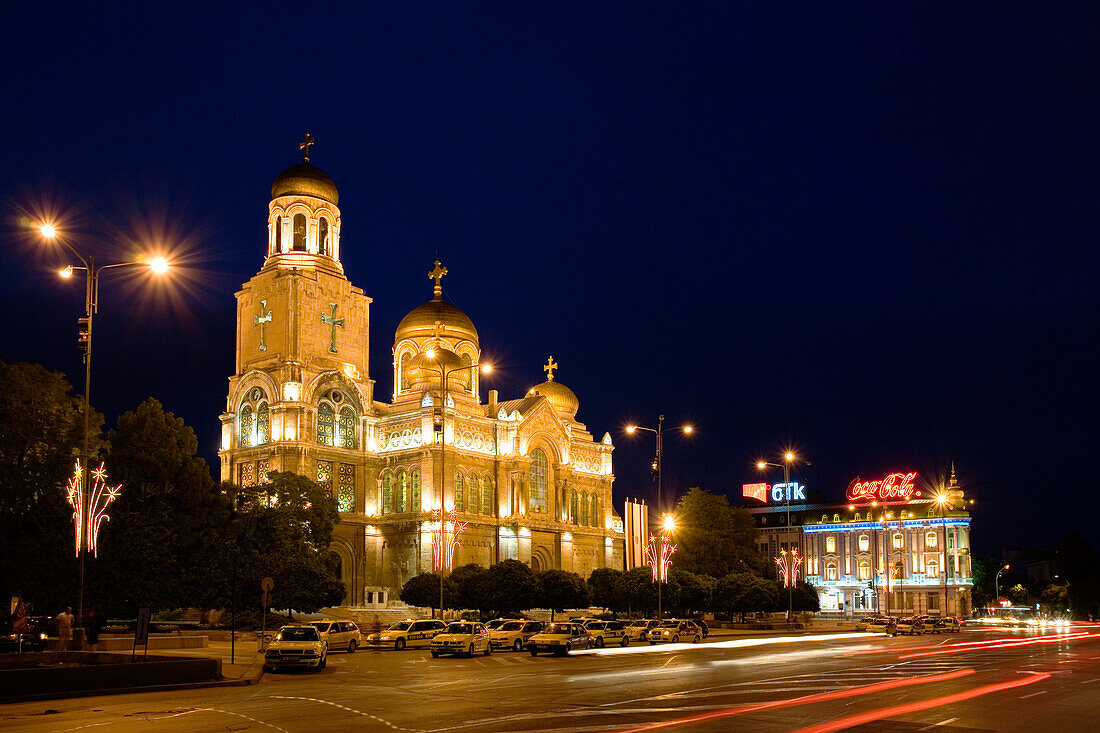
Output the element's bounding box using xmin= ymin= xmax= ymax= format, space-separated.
xmin=219 ymin=139 xmax=625 ymax=606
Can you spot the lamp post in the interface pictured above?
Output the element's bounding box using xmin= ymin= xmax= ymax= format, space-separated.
xmin=757 ymin=452 xmax=809 ymax=622
xmin=626 ymin=417 xmax=692 ymax=619
xmin=995 ymin=564 xmax=1010 ymax=605
xmin=424 ymin=346 xmax=491 ymax=619
xmin=39 ymin=223 xmax=170 ymax=630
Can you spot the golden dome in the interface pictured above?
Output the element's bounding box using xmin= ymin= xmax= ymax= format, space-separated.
xmin=404 ymin=347 xmax=472 ymax=392
xmin=528 ymin=380 xmax=579 ymax=418
xmin=271 ymin=163 xmax=339 ymax=205
xmin=395 ymin=260 xmax=479 ymax=346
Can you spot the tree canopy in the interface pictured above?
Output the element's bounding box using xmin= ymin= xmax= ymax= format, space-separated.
xmin=674 ymin=487 xmax=765 ymax=578
xmin=537 ymin=570 xmax=589 ymax=619
xmin=588 ymin=567 xmax=622 ymax=610
xmin=478 ymin=560 xmax=538 ymax=614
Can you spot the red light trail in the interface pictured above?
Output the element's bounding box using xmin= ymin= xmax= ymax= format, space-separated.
xmin=898 ymin=632 xmax=1091 ymax=659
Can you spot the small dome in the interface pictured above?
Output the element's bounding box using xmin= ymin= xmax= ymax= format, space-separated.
xmin=528 ymin=380 xmax=579 ymax=419
xmin=396 ymin=298 xmax=478 ymax=345
xmin=271 ymin=162 xmax=339 ymax=205
xmin=405 ymin=347 xmax=472 ymax=392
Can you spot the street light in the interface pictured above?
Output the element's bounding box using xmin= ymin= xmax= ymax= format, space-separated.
xmin=995 ymin=564 xmax=1010 ymax=605
xmin=757 ymin=451 xmax=810 ymax=622
xmin=38 ymin=222 xmax=171 ymax=630
xmin=424 ymin=345 xmax=491 ymax=619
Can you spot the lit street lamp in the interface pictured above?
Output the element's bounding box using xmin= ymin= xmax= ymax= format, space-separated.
xmin=39 ymin=222 xmax=171 ymax=630
xmin=995 ymin=564 xmax=1010 ymax=604
xmin=757 ymin=452 xmax=810 ymax=622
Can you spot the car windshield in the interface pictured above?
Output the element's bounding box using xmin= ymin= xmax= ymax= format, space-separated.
xmin=389 ymin=622 xmax=413 ymax=631
xmin=445 ymin=623 xmax=475 ymax=634
xmin=588 ymin=622 xmax=605 ymax=630
xmin=501 ymin=622 xmax=524 ymax=631
xmin=486 ymin=619 xmax=507 ymax=629
xmin=522 ymin=623 xmax=541 ymax=632
xmin=310 ymin=622 xmax=332 ymax=632
xmin=659 ymin=621 xmax=679 ymax=628
xmin=546 ymin=623 xmax=572 ymax=634
xmin=627 ymin=621 xmax=649 ymax=628
xmin=277 ymin=627 xmax=318 ymax=642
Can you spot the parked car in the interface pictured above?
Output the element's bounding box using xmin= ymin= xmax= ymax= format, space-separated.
xmin=855 ymin=616 xmax=877 ymax=632
xmin=586 ymin=620 xmax=630 ymax=648
xmin=916 ymin=615 xmax=941 ymax=634
xmin=866 ymin=617 xmax=897 ymax=634
xmin=263 ymin=625 xmax=327 ymax=672
xmin=430 ymin=621 xmax=492 ymax=657
xmin=892 ymin=617 xmax=932 ymax=636
xmin=623 ymin=619 xmax=659 ymax=642
xmin=310 ymin=620 xmax=362 ymax=652
xmin=934 ymin=616 xmax=961 ymax=633
xmin=367 ymin=619 xmax=446 ymax=650
xmin=648 ymin=619 xmax=703 ymax=645
xmin=527 ymin=622 xmax=591 ymax=656
xmin=0 ymin=617 xmax=51 ymax=653
xmin=484 ymin=618 xmax=511 ymax=632
xmin=489 ymin=620 xmax=544 ymax=652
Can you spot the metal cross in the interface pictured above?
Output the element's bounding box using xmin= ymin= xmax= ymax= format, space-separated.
xmin=321 ymin=302 xmax=345 ymax=353
xmin=429 ymin=260 xmax=447 ymax=296
xmin=299 ymin=132 xmax=315 ymax=163
xmin=543 ymin=355 xmax=558 ymax=381
xmin=254 ymin=300 xmax=272 ymax=351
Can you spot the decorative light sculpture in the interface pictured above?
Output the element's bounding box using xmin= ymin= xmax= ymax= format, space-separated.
xmin=432 ymin=507 xmax=467 ymax=572
xmin=646 ymin=533 xmax=676 ymax=583
xmin=64 ymin=461 xmax=121 ymax=558
xmin=775 ymin=548 xmax=802 ymax=588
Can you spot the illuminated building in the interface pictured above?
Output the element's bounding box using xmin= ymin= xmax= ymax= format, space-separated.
xmin=218 ymin=138 xmax=625 ymax=605
xmin=744 ymin=469 xmax=973 ymax=617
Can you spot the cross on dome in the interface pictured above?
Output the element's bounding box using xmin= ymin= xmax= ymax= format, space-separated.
xmin=429 ymin=260 xmax=448 ymax=297
xmin=544 ymin=355 xmax=558 ymax=381
xmin=299 ymin=132 xmax=315 ymax=163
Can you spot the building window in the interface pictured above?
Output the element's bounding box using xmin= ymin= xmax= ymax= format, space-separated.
xmin=832 ymin=514 xmax=840 ymax=522
xmin=570 ymin=489 xmax=578 ymax=524
xmin=825 ymin=536 xmax=836 ymax=553
xmin=338 ymin=465 xmax=355 ymax=513
xmin=927 ymin=592 xmax=939 ymax=610
xmin=256 ymin=403 xmax=270 ymax=445
xmin=239 ymin=405 xmax=254 ymax=447
xmin=338 ymin=406 xmax=356 ymax=448
xmin=529 ymin=449 xmax=548 ymax=512
xmin=395 ymin=470 xmax=407 ymax=513
xmin=318 ymin=402 xmax=335 ymax=446
xmin=239 ymin=462 xmax=255 ymax=488
xmin=591 ymin=495 xmax=599 ymax=527
xmin=579 ymin=492 xmax=589 ymax=525
xmin=467 ymin=474 xmax=479 ymax=514
xmin=317 ymin=460 xmax=334 ymax=493
xmin=858 ymin=560 xmax=871 ymax=580
xmin=257 ymin=459 xmax=269 ymax=483
xmin=274 ymin=216 xmax=282 ymax=252
xmin=893 ymin=532 xmax=903 ymax=550
xmin=318 ymin=217 xmax=330 ymax=256
xmin=927 ymin=560 xmax=939 ymax=579
xmin=399 ymin=352 xmax=411 ymax=391
xmin=293 ymin=213 xmax=306 ymax=251
xmin=481 ymin=476 xmax=492 ymax=515
xmin=454 ymin=471 xmax=464 ymax=512
xmin=926 ymin=531 xmax=938 ymax=549
xmin=858 ymin=534 xmax=869 ymax=552
xmin=826 ymin=562 xmax=838 ymax=581
xmin=411 ymin=469 xmax=421 ymax=512
xmin=382 ymin=473 xmax=392 ymax=514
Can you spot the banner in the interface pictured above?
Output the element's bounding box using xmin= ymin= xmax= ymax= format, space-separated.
xmin=623 ymin=499 xmax=649 ymax=571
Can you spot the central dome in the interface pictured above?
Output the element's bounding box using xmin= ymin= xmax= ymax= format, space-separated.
xmin=271 ymin=162 xmax=339 ymax=205
xmin=394 ymin=260 xmax=479 ymax=347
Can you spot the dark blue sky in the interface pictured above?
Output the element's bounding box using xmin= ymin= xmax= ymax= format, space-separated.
xmin=3 ymin=3 xmax=1097 ymax=555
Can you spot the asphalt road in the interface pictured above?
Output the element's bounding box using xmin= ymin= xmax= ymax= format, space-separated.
xmin=2 ymin=626 xmax=1097 ymax=732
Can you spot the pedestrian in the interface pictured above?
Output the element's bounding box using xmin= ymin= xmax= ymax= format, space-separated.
xmin=56 ymin=606 xmax=74 ymax=651
xmin=86 ymin=609 xmax=105 ymax=651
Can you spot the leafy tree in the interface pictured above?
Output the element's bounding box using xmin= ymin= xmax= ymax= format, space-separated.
xmin=674 ymin=488 xmax=765 ymax=578
xmin=537 ymin=570 xmax=590 ymax=620
xmin=588 ymin=568 xmax=622 ymax=610
xmin=791 ymin=580 xmax=820 ymax=612
xmin=715 ymin=572 xmax=777 ymax=619
xmin=0 ymin=361 xmax=104 ymax=612
xmin=616 ymin=567 xmax=658 ymax=615
xmin=478 ymin=560 xmax=538 ymax=614
xmin=401 ymin=572 xmax=455 ymax=616
xmin=450 ymin=563 xmax=489 ymax=613
xmin=1040 ymin=583 xmax=1069 ymax=612
xmin=969 ymin=555 xmax=1001 ymax=608
xmin=670 ymin=569 xmax=715 ymax=615
xmin=1008 ymin=583 xmax=1029 ymax=605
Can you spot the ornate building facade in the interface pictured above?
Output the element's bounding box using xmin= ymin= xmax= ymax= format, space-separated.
xmin=219 ymin=140 xmax=625 ymax=605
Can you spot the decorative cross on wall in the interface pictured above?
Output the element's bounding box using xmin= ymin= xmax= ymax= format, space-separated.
xmin=544 ymin=355 xmax=558 ymax=381
xmin=254 ymin=300 xmax=272 ymax=351
xmin=321 ymin=303 xmax=345 ymax=353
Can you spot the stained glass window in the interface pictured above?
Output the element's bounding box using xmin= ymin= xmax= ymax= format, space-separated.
xmin=239 ymin=405 xmax=254 ymax=447
xmin=591 ymin=496 xmax=599 ymax=527
xmin=258 ymin=459 xmax=269 ymax=483
xmin=396 ymin=471 xmax=407 ymax=513
xmin=481 ymin=477 xmax=492 ymax=515
xmin=399 ymin=352 xmax=410 ymax=390
xmin=338 ymin=406 xmax=356 ymax=448
xmin=529 ymin=449 xmax=547 ymax=512
xmin=382 ymin=473 xmax=392 ymax=514
xmin=338 ymin=465 xmax=355 ymax=513
xmin=239 ymin=462 xmax=255 ymax=487
xmin=467 ymin=476 xmax=478 ymax=514
xmin=570 ymin=490 xmax=578 ymax=525
xmin=318 ymin=402 xmax=334 ymax=445
xmin=579 ymin=492 xmax=588 ymax=525
xmin=454 ymin=471 xmax=464 ymax=512
xmin=317 ymin=460 xmax=334 ymax=492
xmin=410 ymin=469 xmax=421 ymax=512
xmin=256 ymin=403 xmax=270 ymax=445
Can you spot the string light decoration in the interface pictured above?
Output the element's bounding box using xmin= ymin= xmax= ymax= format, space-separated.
xmin=775 ymin=548 xmax=802 ymax=588
xmin=64 ymin=461 xmax=121 ymax=558
xmin=646 ymin=534 xmax=676 ymax=583
xmin=432 ymin=507 xmax=467 ymax=572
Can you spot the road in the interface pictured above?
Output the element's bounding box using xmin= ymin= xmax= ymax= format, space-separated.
xmin=2 ymin=626 xmax=1097 ymax=732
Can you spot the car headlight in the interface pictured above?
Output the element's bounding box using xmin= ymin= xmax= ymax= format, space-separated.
xmin=39 ymin=633 xmax=49 ymax=640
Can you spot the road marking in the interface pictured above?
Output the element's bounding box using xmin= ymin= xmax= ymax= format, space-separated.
xmin=1020 ymin=690 xmax=1047 ymax=699
xmin=918 ymin=717 xmax=958 ymax=730
xmin=1081 ymin=677 xmax=1100 ymax=684
xmin=268 ymin=695 xmax=419 ymax=731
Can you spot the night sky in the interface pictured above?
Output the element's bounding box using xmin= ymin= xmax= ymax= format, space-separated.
xmin=3 ymin=4 xmax=1097 ymax=556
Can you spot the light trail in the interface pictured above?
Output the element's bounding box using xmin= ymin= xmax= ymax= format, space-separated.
xmin=845 ymin=630 xmax=1085 ymax=657
xmin=899 ymin=632 xmax=1092 ymax=659
xmin=581 ymin=631 xmax=868 ymax=657
xmin=793 ymin=672 xmax=1051 ymax=733
xmin=610 ymin=668 xmax=975 ymax=733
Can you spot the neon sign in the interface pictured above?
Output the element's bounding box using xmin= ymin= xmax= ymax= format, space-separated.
xmin=742 ymin=482 xmax=806 ymax=503
xmin=742 ymin=483 xmax=768 ymax=502
xmin=846 ymin=472 xmax=919 ymax=502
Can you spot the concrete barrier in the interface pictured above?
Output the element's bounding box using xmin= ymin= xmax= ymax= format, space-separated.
xmin=97 ymin=634 xmax=208 ymax=651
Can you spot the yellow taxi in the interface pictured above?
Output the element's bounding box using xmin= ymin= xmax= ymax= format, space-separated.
xmin=489 ymin=620 xmax=545 ymax=652
xmin=367 ymin=618 xmax=447 ymax=650
xmin=623 ymin=619 xmax=659 ymax=642
xmin=527 ymin=621 xmax=592 ymax=656
xmin=647 ymin=619 xmax=703 ymax=644
xmin=586 ymin=620 xmax=630 ymax=648
xmin=430 ymin=621 xmax=492 ymax=657
xmin=310 ymin=620 xmax=362 ymax=653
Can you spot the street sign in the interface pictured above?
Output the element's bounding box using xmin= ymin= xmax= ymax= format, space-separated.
xmin=135 ymin=607 xmax=151 ymax=645
xmin=261 ymin=577 xmax=274 ymax=592
xmin=261 ymin=590 xmax=271 ymax=607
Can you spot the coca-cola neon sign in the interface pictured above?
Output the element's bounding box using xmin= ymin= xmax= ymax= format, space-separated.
xmin=846 ymin=472 xmax=920 ymax=502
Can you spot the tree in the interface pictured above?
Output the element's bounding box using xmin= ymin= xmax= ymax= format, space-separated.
xmin=0 ymin=361 xmax=104 ymax=612
xmin=1008 ymin=583 xmax=1029 ymax=605
xmin=1040 ymin=583 xmax=1069 ymax=613
xmin=402 ymin=572 xmax=455 ymax=616
xmin=537 ymin=570 xmax=590 ymax=620
xmin=450 ymin=563 xmax=489 ymax=613
xmin=674 ymin=488 xmax=766 ymax=579
xmin=478 ymin=560 xmax=538 ymax=614
xmin=588 ymin=568 xmax=622 ymax=610
xmin=791 ymin=581 xmax=820 ymax=612
xmin=616 ymin=567 xmax=658 ymax=615
xmin=969 ymin=555 xmax=1001 ymax=608
xmin=670 ymin=569 xmax=715 ymax=615
xmin=715 ymin=572 xmax=777 ymax=619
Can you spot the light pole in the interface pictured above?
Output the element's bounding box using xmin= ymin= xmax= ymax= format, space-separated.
xmin=424 ymin=345 xmax=491 ymax=619
xmin=995 ymin=564 xmax=1010 ymax=605
xmin=757 ymin=452 xmax=809 ymax=622
xmin=39 ymin=223 xmax=170 ymax=631
xmin=626 ymin=417 xmax=692 ymax=619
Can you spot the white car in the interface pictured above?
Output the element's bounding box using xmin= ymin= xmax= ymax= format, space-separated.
xmin=310 ymin=620 xmax=362 ymax=653
xmin=264 ymin=625 xmax=327 ymax=672
xmin=430 ymin=621 xmax=492 ymax=657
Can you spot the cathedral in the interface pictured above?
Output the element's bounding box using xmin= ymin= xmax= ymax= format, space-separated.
xmin=218 ymin=138 xmax=626 ymax=606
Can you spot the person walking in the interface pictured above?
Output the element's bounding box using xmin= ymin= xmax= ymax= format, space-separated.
xmin=56 ymin=606 xmax=74 ymax=651
xmin=86 ymin=609 xmax=105 ymax=651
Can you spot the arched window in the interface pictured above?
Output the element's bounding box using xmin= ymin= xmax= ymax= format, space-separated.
xmin=395 ymin=471 xmax=407 ymax=513
xmin=256 ymin=403 xmax=270 ymax=445
xmin=927 ymin=560 xmax=939 ymax=578
xmin=454 ymin=471 xmax=464 ymax=511
xmin=481 ymin=476 xmax=492 ymax=515
xmin=317 ymin=402 xmax=334 ymax=446
xmin=858 ymin=534 xmax=870 ymax=552
xmin=570 ymin=490 xmax=578 ymax=525
xmin=858 ymin=560 xmax=871 ymax=580
xmin=853 ymin=512 xmax=861 ymax=521
xmin=338 ymin=406 xmax=356 ymax=448
xmin=926 ymin=531 xmax=938 ymax=548
xmin=411 ymin=469 xmax=421 ymax=512
xmin=318 ymin=217 xmax=329 ymax=256
xmin=579 ymin=492 xmax=589 ymax=525
xmin=825 ymin=536 xmax=836 ymax=553
xmin=293 ymin=213 xmax=307 ymax=251
xmin=529 ymin=449 xmax=548 ymax=512
xmin=274 ymin=216 xmax=282 ymax=252
xmin=382 ymin=473 xmax=393 ymax=514
xmin=399 ymin=352 xmax=411 ymax=391
xmin=821 ymin=515 xmax=828 ymax=523
xmin=892 ymin=532 xmax=904 ymax=550
xmin=461 ymin=353 xmax=474 ymax=395
xmin=590 ymin=495 xmax=599 ymax=527
xmin=467 ymin=475 xmax=479 ymax=514
xmin=832 ymin=514 xmax=840 ymax=522
xmin=239 ymin=405 xmax=254 ymax=447
xmin=826 ymin=562 xmax=838 ymax=581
